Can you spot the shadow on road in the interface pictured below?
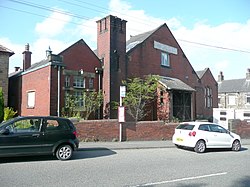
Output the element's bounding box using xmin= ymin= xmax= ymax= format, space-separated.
xmin=232 ymin=176 xmax=250 ymax=187
xmin=73 ymin=147 xmax=116 ymax=159
xmin=177 ymin=146 xmax=248 ymax=153
xmin=0 ymin=148 xmax=116 ymax=164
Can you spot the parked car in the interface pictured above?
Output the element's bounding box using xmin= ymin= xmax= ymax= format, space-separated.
xmin=172 ymin=121 xmax=241 ymax=153
xmin=0 ymin=116 xmax=79 ymax=160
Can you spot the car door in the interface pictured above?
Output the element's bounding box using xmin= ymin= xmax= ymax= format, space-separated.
xmin=208 ymin=124 xmax=232 ymax=147
xmin=41 ymin=117 xmax=71 ymax=152
xmin=0 ymin=117 xmax=44 ymax=156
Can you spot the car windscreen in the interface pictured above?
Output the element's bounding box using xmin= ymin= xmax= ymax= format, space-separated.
xmin=176 ymin=124 xmax=195 ymax=130
xmin=0 ymin=118 xmax=16 ymax=127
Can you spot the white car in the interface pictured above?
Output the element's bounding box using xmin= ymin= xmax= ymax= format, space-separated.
xmin=172 ymin=121 xmax=241 ymax=153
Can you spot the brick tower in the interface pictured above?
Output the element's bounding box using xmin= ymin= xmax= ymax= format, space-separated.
xmin=96 ymin=15 xmax=127 ymax=119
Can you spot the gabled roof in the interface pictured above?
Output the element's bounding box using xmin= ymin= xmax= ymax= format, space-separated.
xmin=0 ymin=44 xmax=14 ymax=56
xmin=126 ymin=25 xmax=160 ymax=53
xmin=218 ymin=79 xmax=250 ymax=93
xmin=159 ymin=76 xmax=195 ymax=92
xmin=196 ymin=68 xmax=208 ymax=79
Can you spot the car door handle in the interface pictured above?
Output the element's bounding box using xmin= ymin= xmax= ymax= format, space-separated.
xmin=32 ymin=134 xmax=40 ymax=138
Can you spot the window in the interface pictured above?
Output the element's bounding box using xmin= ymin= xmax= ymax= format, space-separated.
xmin=65 ymin=76 xmax=70 ymax=87
xmin=161 ymin=52 xmax=170 ymax=67
xmin=209 ymin=124 xmax=227 ymax=133
xmin=246 ymin=94 xmax=250 ymax=104
xmin=73 ymin=77 xmax=85 ymax=88
xmin=198 ymin=124 xmax=210 ymax=131
xmin=74 ymin=91 xmax=83 ymax=107
xmin=228 ymin=95 xmax=236 ymax=105
xmin=8 ymin=118 xmax=41 ymax=133
xmin=89 ymin=78 xmax=94 ymax=89
xmin=176 ymin=124 xmax=194 ymax=130
xmin=27 ymin=91 xmax=35 ymax=108
xmin=205 ymin=87 xmax=212 ymax=108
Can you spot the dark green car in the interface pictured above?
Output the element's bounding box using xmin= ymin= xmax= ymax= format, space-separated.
xmin=0 ymin=116 xmax=79 ymax=160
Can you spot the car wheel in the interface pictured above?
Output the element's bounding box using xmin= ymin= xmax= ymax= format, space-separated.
xmin=56 ymin=144 xmax=73 ymax=161
xmin=232 ymin=140 xmax=241 ymax=152
xmin=194 ymin=140 xmax=206 ymax=153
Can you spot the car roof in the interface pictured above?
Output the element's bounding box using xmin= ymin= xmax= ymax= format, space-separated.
xmin=180 ymin=121 xmax=215 ymax=125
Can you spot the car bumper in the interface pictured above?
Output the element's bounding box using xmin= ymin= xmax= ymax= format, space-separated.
xmin=172 ymin=135 xmax=197 ymax=148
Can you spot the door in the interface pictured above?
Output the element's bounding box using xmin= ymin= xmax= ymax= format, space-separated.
xmin=208 ymin=124 xmax=232 ymax=147
xmin=41 ymin=118 xmax=71 ymax=152
xmin=0 ymin=117 xmax=44 ymax=156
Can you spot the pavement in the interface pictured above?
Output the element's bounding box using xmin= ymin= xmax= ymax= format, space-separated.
xmin=79 ymin=139 xmax=250 ymax=151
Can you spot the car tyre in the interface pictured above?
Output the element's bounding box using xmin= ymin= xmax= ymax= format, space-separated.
xmin=56 ymin=144 xmax=73 ymax=161
xmin=232 ymin=140 xmax=241 ymax=152
xmin=194 ymin=140 xmax=206 ymax=153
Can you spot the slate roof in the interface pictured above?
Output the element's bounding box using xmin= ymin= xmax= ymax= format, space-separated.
xmin=126 ymin=26 xmax=159 ymax=52
xmin=159 ymin=76 xmax=195 ymax=92
xmin=196 ymin=68 xmax=208 ymax=79
xmin=0 ymin=44 xmax=14 ymax=56
xmin=218 ymin=79 xmax=250 ymax=93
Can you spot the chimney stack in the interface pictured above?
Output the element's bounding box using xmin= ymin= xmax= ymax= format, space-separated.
xmin=14 ymin=67 xmax=20 ymax=72
xmin=218 ymin=71 xmax=224 ymax=83
xmin=22 ymin=43 xmax=32 ymax=70
xmin=246 ymin=68 xmax=250 ymax=81
xmin=46 ymin=46 xmax=52 ymax=58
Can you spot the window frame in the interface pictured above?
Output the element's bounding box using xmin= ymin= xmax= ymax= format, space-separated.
xmin=161 ymin=52 xmax=170 ymax=67
xmin=27 ymin=91 xmax=36 ymax=108
xmin=73 ymin=76 xmax=85 ymax=88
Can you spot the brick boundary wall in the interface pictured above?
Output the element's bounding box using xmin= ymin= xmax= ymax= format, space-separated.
xmin=75 ymin=119 xmax=250 ymax=142
xmin=229 ymin=119 xmax=250 ymax=139
xmin=74 ymin=120 xmax=178 ymax=142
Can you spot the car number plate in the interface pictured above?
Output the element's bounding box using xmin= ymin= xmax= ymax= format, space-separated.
xmin=176 ymin=138 xmax=183 ymax=142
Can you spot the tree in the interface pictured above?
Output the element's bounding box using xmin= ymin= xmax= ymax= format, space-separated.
xmin=0 ymin=87 xmax=4 ymax=123
xmin=122 ymin=75 xmax=159 ymax=121
xmin=62 ymin=90 xmax=103 ymax=120
xmin=82 ymin=91 xmax=103 ymax=120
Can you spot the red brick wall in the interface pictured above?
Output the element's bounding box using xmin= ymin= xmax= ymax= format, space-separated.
xmin=75 ymin=120 xmax=178 ymax=141
xmin=230 ymin=119 xmax=250 ymax=139
xmin=196 ymin=69 xmax=218 ymax=118
xmin=97 ymin=15 xmax=127 ymax=118
xmin=21 ymin=66 xmax=51 ymax=116
xmin=75 ymin=119 xmax=250 ymax=142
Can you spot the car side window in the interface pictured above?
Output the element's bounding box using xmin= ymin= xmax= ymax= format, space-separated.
xmin=198 ymin=124 xmax=210 ymax=132
xmin=209 ymin=124 xmax=227 ymax=133
xmin=11 ymin=118 xmax=41 ymax=133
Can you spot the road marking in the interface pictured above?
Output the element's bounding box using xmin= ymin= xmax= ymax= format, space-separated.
xmin=129 ymin=172 xmax=227 ymax=187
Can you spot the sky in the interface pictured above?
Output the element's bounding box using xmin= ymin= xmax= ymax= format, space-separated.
xmin=0 ymin=0 xmax=250 ymax=80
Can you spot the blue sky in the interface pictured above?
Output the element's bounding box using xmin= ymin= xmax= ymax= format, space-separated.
xmin=1 ymin=0 xmax=250 ymax=80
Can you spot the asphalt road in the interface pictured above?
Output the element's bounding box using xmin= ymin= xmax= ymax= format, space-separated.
xmin=0 ymin=145 xmax=249 ymax=187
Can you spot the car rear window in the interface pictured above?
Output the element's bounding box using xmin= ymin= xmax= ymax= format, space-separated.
xmin=176 ymin=124 xmax=195 ymax=130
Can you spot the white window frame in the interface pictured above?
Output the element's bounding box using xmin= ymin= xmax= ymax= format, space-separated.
xmin=27 ymin=91 xmax=35 ymax=108
xmin=73 ymin=76 xmax=85 ymax=88
xmin=161 ymin=52 xmax=170 ymax=67
xmin=65 ymin=76 xmax=70 ymax=87
xmin=205 ymin=87 xmax=212 ymax=108
xmin=228 ymin=95 xmax=236 ymax=106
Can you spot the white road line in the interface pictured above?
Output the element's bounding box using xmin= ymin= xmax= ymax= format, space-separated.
xmin=130 ymin=172 xmax=227 ymax=187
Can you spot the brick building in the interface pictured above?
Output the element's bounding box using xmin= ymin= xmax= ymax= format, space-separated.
xmin=9 ymin=15 xmax=217 ymax=121
xmin=9 ymin=41 xmax=101 ymax=116
xmin=0 ymin=44 xmax=14 ymax=106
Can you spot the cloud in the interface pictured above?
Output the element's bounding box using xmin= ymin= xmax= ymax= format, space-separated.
xmin=35 ymin=9 xmax=71 ymax=38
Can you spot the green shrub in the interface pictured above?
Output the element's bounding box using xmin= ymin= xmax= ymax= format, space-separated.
xmin=4 ymin=107 xmax=17 ymax=121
